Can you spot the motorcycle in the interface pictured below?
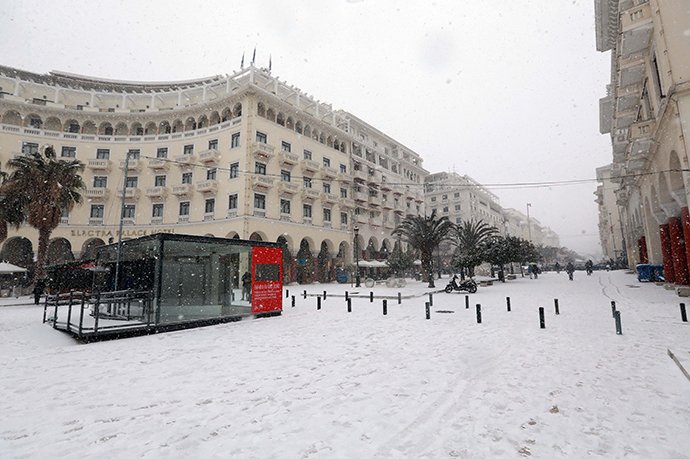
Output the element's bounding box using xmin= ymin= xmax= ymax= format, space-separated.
xmin=444 ymin=275 xmax=478 ymax=294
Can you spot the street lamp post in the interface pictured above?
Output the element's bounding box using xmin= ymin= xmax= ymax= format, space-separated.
xmin=526 ymin=203 xmax=532 ymax=242
xmin=114 ymin=150 xmax=133 ymax=291
xmin=354 ymin=226 xmax=361 ymax=287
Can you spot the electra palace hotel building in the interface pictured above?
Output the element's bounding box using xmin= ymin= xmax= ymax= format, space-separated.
xmin=0 ymin=64 xmax=428 ymax=283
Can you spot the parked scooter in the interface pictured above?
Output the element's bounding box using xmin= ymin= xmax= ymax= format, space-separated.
xmin=444 ymin=275 xmax=478 ymax=294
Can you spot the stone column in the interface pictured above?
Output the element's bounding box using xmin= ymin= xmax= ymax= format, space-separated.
xmin=660 ymin=223 xmax=675 ymax=283
xmin=669 ymin=217 xmax=689 ymax=285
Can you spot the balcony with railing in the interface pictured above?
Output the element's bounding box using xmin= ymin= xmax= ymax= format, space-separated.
xmin=301 ymin=159 xmax=320 ymax=173
xmin=278 ymin=181 xmax=300 ymax=195
xmin=619 ymin=0 xmax=652 ymax=58
xmin=174 ymin=153 xmax=196 ymax=166
xmin=353 ymin=190 xmax=368 ymax=202
xmin=629 ymin=119 xmax=655 ymax=163
xmin=369 ymin=217 xmax=383 ymax=227
xmin=252 ymin=142 xmax=275 ymax=160
xmin=251 ymin=175 xmax=274 ymax=190
xmin=338 ymin=197 xmax=354 ymax=208
xmin=88 ymin=218 xmax=104 ymax=226
xmin=172 ymin=184 xmax=194 ymax=196
xmin=196 ymin=179 xmax=218 ymax=194
xmin=119 ymin=159 xmax=140 ymax=170
xmin=87 ymin=159 xmax=111 ymax=170
xmin=355 ymin=213 xmax=368 ymax=224
xmin=116 ymin=188 xmax=141 ymax=199
xmin=321 ymin=166 xmax=338 ymax=179
xmin=301 ymin=188 xmax=321 ymax=201
xmin=620 ymin=1 xmax=652 ymax=51
xmin=145 ymin=186 xmax=168 ymax=198
xmin=366 ymin=171 xmax=382 ymax=184
xmin=353 ymin=169 xmax=368 ymax=181
xmin=368 ymin=194 xmax=382 ymax=207
xmin=337 ymin=172 xmax=352 ymax=183
xmin=147 ymin=158 xmax=169 ymax=170
xmin=323 ymin=192 xmax=338 ymax=204
xmin=198 ymin=148 xmax=220 ymax=164
xmin=278 ymin=151 xmax=299 ymax=166
xmin=85 ymin=188 xmax=109 ymax=199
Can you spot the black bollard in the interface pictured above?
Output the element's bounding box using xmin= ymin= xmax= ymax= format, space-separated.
xmin=554 ymin=298 xmax=560 ymax=315
xmin=383 ymin=299 xmax=388 ymax=315
xmin=539 ymin=307 xmax=545 ymax=329
xmin=506 ymin=297 xmax=511 ymax=312
xmin=680 ymin=303 xmax=688 ymax=322
xmin=428 ymin=292 xmax=433 ymax=307
xmin=370 ymin=291 xmax=374 ymax=303
xmin=465 ymin=295 xmax=469 ymax=309
xmin=317 ymin=297 xmax=321 ymax=310
xmin=615 ymin=310 xmax=623 ymax=335
xmin=347 ymin=298 xmax=352 ymax=313
xmin=398 ymin=292 xmax=402 ymax=304
xmin=323 ymin=290 xmax=327 ymax=300
xmin=304 ymin=290 xmax=307 ymax=299
xmin=345 ymin=291 xmax=349 ymax=301
xmin=425 ymin=302 xmax=431 ymax=319
xmin=291 ymin=296 xmax=295 ymax=308
xmin=476 ymin=304 xmax=482 ymax=324
xmin=286 ymin=289 xmax=289 ymax=298
xmin=611 ymin=300 xmax=616 ymax=318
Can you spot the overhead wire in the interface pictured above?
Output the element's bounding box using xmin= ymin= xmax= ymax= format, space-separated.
xmin=140 ymin=154 xmax=689 ymax=192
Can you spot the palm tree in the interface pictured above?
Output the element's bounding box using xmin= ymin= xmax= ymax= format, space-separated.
xmin=3 ymin=146 xmax=85 ymax=279
xmin=451 ymin=220 xmax=498 ymax=278
xmin=393 ymin=210 xmax=454 ymax=288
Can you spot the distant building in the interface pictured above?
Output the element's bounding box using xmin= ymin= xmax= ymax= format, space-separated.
xmin=424 ymin=172 xmax=503 ymax=227
xmin=595 ymin=164 xmax=626 ymax=261
xmin=423 ymin=172 xmax=561 ymax=255
xmin=595 ymin=0 xmax=690 ymax=282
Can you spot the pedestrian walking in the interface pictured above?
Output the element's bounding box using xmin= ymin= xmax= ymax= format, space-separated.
xmin=33 ymin=278 xmax=45 ymax=305
xmin=565 ymin=262 xmax=575 ymax=281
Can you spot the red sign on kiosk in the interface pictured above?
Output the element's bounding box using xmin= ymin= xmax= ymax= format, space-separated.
xmin=251 ymin=246 xmax=283 ymax=314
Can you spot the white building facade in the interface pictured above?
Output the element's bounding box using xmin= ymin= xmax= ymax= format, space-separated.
xmin=595 ymin=0 xmax=690 ymax=283
xmin=0 ymin=65 xmax=427 ymax=282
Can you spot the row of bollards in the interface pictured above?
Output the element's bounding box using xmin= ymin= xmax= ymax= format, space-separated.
xmin=290 ymin=289 xmax=686 ymax=335
xmin=294 ymin=290 xmax=406 ymax=316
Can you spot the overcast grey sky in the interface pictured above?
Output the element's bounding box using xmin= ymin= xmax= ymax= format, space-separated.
xmin=0 ymin=0 xmax=612 ymax=255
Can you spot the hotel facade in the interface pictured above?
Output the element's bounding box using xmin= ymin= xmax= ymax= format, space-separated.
xmin=0 ymin=64 xmax=427 ymax=282
xmin=595 ymin=0 xmax=690 ymax=282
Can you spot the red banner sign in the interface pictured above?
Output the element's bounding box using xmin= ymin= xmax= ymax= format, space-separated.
xmin=251 ymin=246 xmax=283 ymax=314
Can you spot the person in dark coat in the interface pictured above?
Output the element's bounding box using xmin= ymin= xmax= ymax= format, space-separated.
xmin=565 ymin=262 xmax=575 ymax=281
xmin=241 ymin=271 xmax=252 ymax=302
xmin=33 ymin=278 xmax=46 ymax=305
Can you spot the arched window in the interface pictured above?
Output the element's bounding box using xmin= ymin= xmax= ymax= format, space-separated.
xmin=232 ymin=103 xmax=242 ymax=117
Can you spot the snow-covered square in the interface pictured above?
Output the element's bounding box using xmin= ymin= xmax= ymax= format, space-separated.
xmin=1 ymin=271 xmax=689 ymax=458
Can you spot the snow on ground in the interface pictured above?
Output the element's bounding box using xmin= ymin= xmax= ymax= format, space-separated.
xmin=1 ymin=271 xmax=689 ymax=458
